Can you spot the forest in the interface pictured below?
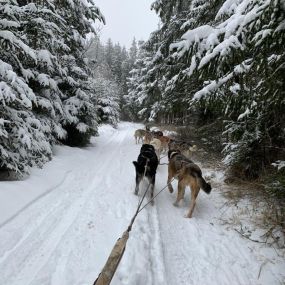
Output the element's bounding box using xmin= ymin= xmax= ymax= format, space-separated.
xmin=0 ymin=1 xmax=285 ymax=284
xmin=1 ymin=0 xmax=284 ymax=180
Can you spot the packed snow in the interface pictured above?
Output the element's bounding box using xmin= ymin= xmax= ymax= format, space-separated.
xmin=0 ymin=122 xmax=284 ymax=285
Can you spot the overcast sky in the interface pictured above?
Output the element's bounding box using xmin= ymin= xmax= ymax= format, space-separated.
xmin=94 ymin=0 xmax=159 ymax=48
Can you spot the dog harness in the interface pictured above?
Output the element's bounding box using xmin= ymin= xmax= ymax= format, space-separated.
xmin=169 ymin=151 xmax=180 ymax=159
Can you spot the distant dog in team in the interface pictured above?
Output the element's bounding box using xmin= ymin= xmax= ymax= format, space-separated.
xmin=150 ymin=138 xmax=162 ymax=162
xmin=152 ymin=130 xmax=163 ymax=137
xmin=134 ymin=129 xmax=146 ymax=144
xmin=144 ymin=131 xmax=153 ymax=144
xmin=167 ymin=149 xmax=211 ymax=218
xmin=133 ymin=144 xmax=159 ymax=203
xmin=169 ymin=139 xmax=198 ymax=158
xmin=158 ymin=135 xmax=171 ymax=153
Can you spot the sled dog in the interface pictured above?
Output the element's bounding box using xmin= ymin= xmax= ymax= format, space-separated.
xmin=167 ymin=150 xmax=211 ymax=218
xmin=169 ymin=139 xmax=198 ymax=158
xmin=150 ymin=138 xmax=162 ymax=162
xmin=134 ymin=129 xmax=146 ymax=144
xmin=158 ymin=136 xmax=171 ymax=153
xmin=152 ymin=130 xmax=163 ymax=137
xmin=133 ymin=144 xmax=159 ymax=203
xmin=144 ymin=131 xmax=153 ymax=144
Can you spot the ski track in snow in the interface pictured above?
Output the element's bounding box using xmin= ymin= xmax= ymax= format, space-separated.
xmin=0 ymin=122 xmax=284 ymax=285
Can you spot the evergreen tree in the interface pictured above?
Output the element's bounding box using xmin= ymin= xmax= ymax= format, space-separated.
xmin=92 ymin=76 xmax=120 ymax=127
xmin=0 ymin=0 xmax=105 ymax=173
xmin=86 ymin=36 xmax=141 ymax=121
xmin=125 ymin=42 xmax=154 ymax=121
xmin=128 ymin=0 xmax=285 ymax=176
xmin=129 ymin=37 xmax=138 ymax=67
xmin=86 ymin=38 xmax=121 ymax=126
xmin=20 ymin=1 xmax=68 ymax=142
xmin=0 ymin=1 xmax=52 ymax=173
xmin=104 ymin=38 xmax=115 ymax=72
xmin=55 ymin=0 xmax=104 ymax=146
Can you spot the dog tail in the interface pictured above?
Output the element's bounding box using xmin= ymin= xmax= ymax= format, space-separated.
xmin=198 ymin=175 xmax=211 ymax=194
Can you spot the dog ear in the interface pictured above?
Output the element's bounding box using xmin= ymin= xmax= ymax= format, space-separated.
xmin=133 ymin=161 xmax=138 ymax=168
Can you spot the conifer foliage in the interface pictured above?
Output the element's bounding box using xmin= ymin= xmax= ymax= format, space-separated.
xmin=86 ymin=36 xmax=139 ymax=124
xmin=127 ymin=0 xmax=285 ymax=176
xmin=0 ymin=0 xmax=104 ymax=174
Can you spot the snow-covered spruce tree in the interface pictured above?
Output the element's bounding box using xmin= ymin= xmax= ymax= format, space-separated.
xmin=86 ymin=38 xmax=121 ymax=126
xmin=91 ymin=76 xmax=120 ymax=127
xmin=169 ymin=0 xmax=285 ymax=176
xmin=18 ymin=1 xmax=68 ymax=143
xmin=127 ymin=0 xmax=197 ymax=123
xmin=86 ymin=37 xmax=139 ymax=121
xmin=128 ymin=38 xmax=138 ymax=67
xmin=132 ymin=0 xmax=284 ymax=176
xmin=125 ymin=42 xmax=154 ymax=121
xmin=104 ymin=38 xmax=115 ymax=71
xmin=112 ymin=43 xmax=123 ymax=83
xmin=55 ymin=0 xmax=105 ymax=146
xmin=164 ymin=0 xmax=224 ymax=123
xmin=0 ymin=2 xmax=52 ymax=173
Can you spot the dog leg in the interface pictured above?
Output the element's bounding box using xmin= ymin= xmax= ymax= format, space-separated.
xmin=173 ymin=181 xmax=185 ymax=207
xmin=186 ymin=186 xmax=200 ymax=218
xmin=134 ymin=174 xmax=142 ymax=195
xmin=156 ymin=150 xmax=160 ymax=163
xmin=150 ymin=175 xmax=155 ymax=205
xmin=167 ymin=167 xmax=174 ymax=193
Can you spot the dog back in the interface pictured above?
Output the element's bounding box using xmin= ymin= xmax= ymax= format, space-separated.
xmin=168 ymin=150 xmax=192 ymax=171
xmin=134 ymin=144 xmax=158 ymax=175
xmin=171 ymin=153 xmax=193 ymax=173
xmin=135 ymin=129 xmax=146 ymax=137
xmin=150 ymin=138 xmax=161 ymax=150
xmin=168 ymin=150 xmax=210 ymax=192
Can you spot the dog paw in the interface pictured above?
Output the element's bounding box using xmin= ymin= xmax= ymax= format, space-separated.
xmin=168 ymin=188 xmax=174 ymax=193
xmin=134 ymin=192 xmax=138 ymax=196
xmin=173 ymin=202 xmax=179 ymax=207
xmin=184 ymin=214 xmax=192 ymax=218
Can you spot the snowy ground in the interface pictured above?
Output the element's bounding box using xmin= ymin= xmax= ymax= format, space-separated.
xmin=0 ymin=122 xmax=284 ymax=285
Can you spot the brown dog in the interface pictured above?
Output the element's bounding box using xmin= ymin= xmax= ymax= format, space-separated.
xmin=158 ymin=135 xmax=171 ymax=153
xmin=144 ymin=131 xmax=153 ymax=144
xmin=167 ymin=150 xmax=211 ymax=218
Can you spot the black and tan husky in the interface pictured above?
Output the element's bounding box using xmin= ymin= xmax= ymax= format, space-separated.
xmin=167 ymin=149 xmax=211 ymax=218
xmin=133 ymin=144 xmax=159 ymax=203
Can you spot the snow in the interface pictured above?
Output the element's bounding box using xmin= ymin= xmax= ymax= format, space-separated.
xmin=216 ymin=0 xmax=243 ymax=19
xmin=0 ymin=31 xmax=37 ymax=60
xmin=37 ymin=50 xmax=54 ymax=67
xmin=238 ymin=107 xmax=250 ymax=120
xmin=0 ymin=19 xmax=20 ymax=29
xmin=0 ymin=122 xmax=284 ymax=285
xmin=272 ymin=160 xmax=285 ymax=171
xmin=76 ymin=122 xmax=89 ymax=133
xmin=37 ymin=74 xmax=51 ymax=87
xmin=193 ymin=73 xmax=233 ymax=100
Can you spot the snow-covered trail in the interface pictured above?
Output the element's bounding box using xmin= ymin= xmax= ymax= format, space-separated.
xmin=0 ymin=122 xmax=284 ymax=285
